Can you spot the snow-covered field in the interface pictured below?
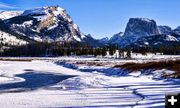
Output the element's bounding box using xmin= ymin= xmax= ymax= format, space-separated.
xmin=0 ymin=57 xmax=180 ymax=108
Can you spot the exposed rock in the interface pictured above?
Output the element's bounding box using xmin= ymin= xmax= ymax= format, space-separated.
xmin=124 ymin=18 xmax=159 ymax=40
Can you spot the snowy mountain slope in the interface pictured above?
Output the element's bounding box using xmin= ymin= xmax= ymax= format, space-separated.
xmin=1 ymin=6 xmax=87 ymax=43
xmin=0 ymin=11 xmax=21 ymax=20
xmin=128 ymin=34 xmax=179 ymax=47
xmin=0 ymin=30 xmax=27 ymax=47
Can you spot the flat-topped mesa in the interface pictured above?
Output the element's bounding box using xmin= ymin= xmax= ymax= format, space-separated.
xmin=124 ymin=18 xmax=160 ymax=39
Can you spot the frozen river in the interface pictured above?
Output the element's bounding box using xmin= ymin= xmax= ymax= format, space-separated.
xmin=0 ymin=59 xmax=180 ymax=108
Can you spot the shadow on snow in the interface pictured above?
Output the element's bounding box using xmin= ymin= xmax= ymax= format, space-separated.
xmin=0 ymin=70 xmax=75 ymax=93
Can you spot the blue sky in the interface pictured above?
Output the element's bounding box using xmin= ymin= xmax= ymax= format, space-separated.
xmin=0 ymin=0 xmax=180 ymax=39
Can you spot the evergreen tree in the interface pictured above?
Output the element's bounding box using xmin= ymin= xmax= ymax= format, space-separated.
xmin=126 ymin=50 xmax=131 ymax=59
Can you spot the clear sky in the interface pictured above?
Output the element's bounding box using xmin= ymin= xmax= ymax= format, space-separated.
xmin=0 ymin=0 xmax=180 ymax=39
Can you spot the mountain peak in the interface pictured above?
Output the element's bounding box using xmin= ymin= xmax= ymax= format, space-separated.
xmin=1 ymin=5 xmax=88 ymax=43
xmin=109 ymin=18 xmax=161 ymax=47
xmin=124 ymin=18 xmax=159 ymax=38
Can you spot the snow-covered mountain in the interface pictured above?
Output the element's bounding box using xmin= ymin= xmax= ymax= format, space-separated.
xmin=1 ymin=6 xmax=86 ymax=42
xmin=0 ymin=7 xmax=180 ymax=50
xmin=109 ymin=18 xmax=160 ymax=47
xmin=0 ymin=6 xmax=104 ymax=50
xmin=108 ymin=18 xmax=180 ymax=48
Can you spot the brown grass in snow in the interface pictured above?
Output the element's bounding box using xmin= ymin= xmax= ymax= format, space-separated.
xmin=114 ymin=60 xmax=180 ymax=77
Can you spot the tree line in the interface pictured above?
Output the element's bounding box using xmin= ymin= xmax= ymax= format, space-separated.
xmin=0 ymin=42 xmax=131 ymax=57
xmin=0 ymin=42 xmax=180 ymax=57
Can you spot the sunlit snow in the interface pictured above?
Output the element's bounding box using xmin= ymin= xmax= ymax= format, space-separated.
xmin=0 ymin=56 xmax=179 ymax=108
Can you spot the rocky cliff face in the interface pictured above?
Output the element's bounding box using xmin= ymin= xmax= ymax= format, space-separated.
xmin=124 ymin=18 xmax=159 ymax=39
xmin=2 ymin=6 xmax=86 ymax=42
xmin=112 ymin=18 xmax=160 ymax=47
